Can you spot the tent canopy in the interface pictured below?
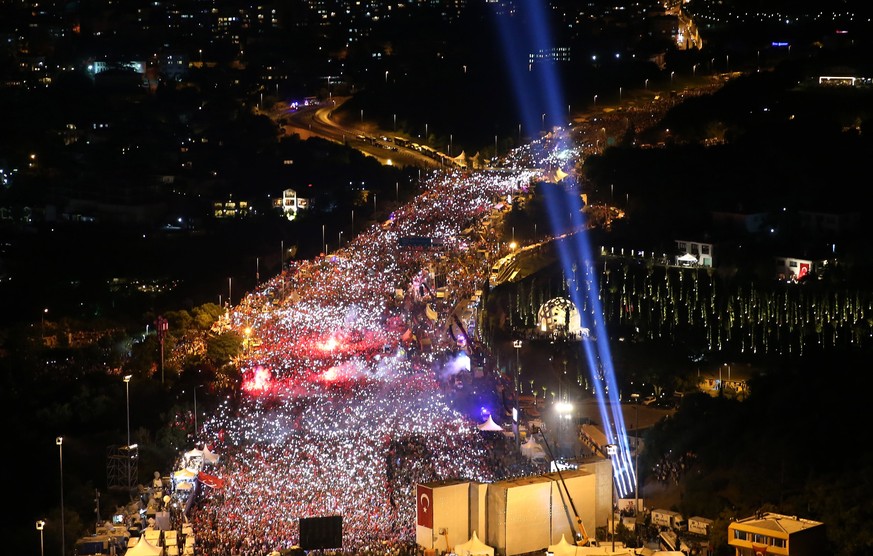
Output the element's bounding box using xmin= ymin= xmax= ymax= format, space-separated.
xmin=520 ymin=436 xmax=547 ymax=462
xmin=127 ymin=535 xmax=163 ymax=556
xmin=477 ymin=415 xmax=504 ymax=432
xmin=455 ymin=531 xmax=494 ymax=556
xmin=547 ymin=534 xmax=636 ymax=555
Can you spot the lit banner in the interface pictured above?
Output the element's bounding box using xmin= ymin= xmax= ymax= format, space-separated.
xmin=417 ymin=484 xmax=433 ymax=528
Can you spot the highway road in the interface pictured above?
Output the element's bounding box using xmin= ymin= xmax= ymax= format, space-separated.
xmin=272 ymin=97 xmax=443 ymax=169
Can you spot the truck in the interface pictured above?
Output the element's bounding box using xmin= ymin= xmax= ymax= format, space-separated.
xmin=651 ymin=508 xmax=686 ymax=531
xmin=688 ymin=516 xmax=714 ymax=536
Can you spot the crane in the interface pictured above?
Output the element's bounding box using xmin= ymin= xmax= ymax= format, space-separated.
xmin=539 ymin=430 xmax=593 ymax=546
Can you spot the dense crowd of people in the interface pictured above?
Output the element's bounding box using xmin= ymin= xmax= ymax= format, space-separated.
xmin=181 ymin=164 xmax=551 ymax=555
xmin=175 ymin=87 xmax=713 ymax=553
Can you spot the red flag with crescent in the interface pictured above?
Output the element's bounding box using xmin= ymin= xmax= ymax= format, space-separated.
xmin=417 ymin=484 xmax=433 ymax=528
xmin=197 ymin=471 xmax=225 ymax=489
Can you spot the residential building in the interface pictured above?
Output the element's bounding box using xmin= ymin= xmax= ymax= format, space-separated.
xmin=728 ymin=512 xmax=825 ymax=556
xmin=675 ymin=239 xmax=713 ymax=267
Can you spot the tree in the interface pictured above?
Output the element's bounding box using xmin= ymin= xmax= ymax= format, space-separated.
xmin=206 ymin=330 xmax=243 ymax=366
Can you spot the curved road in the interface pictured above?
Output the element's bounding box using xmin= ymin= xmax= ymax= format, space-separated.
xmin=273 ymin=97 xmax=443 ymax=169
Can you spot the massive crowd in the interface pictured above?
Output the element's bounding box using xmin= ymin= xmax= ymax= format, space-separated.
xmin=177 ymin=85 xmax=728 ymax=554
xmin=183 ymin=164 xmax=550 ymax=556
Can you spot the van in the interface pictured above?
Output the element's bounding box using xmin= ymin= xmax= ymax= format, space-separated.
xmin=651 ymin=509 xmax=686 ymax=531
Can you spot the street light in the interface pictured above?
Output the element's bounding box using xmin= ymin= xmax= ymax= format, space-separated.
xmin=512 ymin=340 xmax=522 ymax=449
xmin=630 ymin=394 xmax=640 ymax=512
xmin=541 ymin=113 xmax=545 ymax=130
xmin=670 ymin=71 xmax=675 ymax=85
xmin=385 ymin=70 xmax=389 ymax=83
xmin=124 ymin=375 xmax=132 ymax=448
xmin=56 ymin=436 xmax=65 ymax=556
xmin=322 ymin=224 xmax=326 ymax=254
xmin=593 ymin=94 xmax=598 ymax=107
xmin=606 ymin=444 xmax=618 ymax=552
xmin=644 ymin=78 xmax=648 ymax=90
xmin=36 ymin=520 xmax=46 ymax=556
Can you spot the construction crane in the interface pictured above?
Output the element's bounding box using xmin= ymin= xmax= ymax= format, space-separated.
xmin=539 ymin=430 xmax=593 ymax=546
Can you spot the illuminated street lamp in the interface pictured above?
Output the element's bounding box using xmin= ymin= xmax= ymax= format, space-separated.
xmin=124 ymin=375 xmax=132 ymax=448
xmin=36 ymin=520 xmax=45 ymax=556
xmin=593 ymin=94 xmax=598 ymax=107
xmin=56 ymin=436 xmax=65 ymax=556
xmin=606 ymin=444 xmax=618 ymax=552
xmin=644 ymin=78 xmax=648 ymax=90
xmin=630 ymin=393 xmax=640 ymax=511
xmin=512 ymin=339 xmax=522 ymax=448
xmin=670 ymin=71 xmax=675 ymax=85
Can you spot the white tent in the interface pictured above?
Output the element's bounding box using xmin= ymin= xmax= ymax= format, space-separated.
xmin=478 ymin=415 xmax=504 ymax=432
xmin=202 ymin=445 xmax=220 ymax=465
xmin=455 ymin=531 xmax=494 ymax=556
xmin=520 ymin=436 xmax=548 ymax=462
xmin=546 ymin=534 xmax=635 ymax=556
xmin=127 ymin=535 xmax=163 ymax=556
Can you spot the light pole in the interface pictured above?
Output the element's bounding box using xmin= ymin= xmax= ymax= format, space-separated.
xmin=36 ymin=520 xmax=45 ymax=556
xmin=351 ymin=209 xmax=355 ymax=235
xmin=606 ymin=444 xmax=618 ymax=552
xmin=385 ymin=70 xmax=389 ymax=83
xmin=56 ymin=436 xmax=65 ymax=556
xmin=593 ymin=94 xmax=598 ymax=107
xmin=124 ymin=375 xmax=132 ymax=448
xmin=322 ymin=224 xmax=326 ymax=254
xmin=631 ymin=393 xmax=640 ymax=513
xmin=644 ymin=78 xmax=649 ymax=90
xmin=670 ymin=71 xmax=675 ymax=85
xmin=619 ymin=87 xmax=622 ymax=102
xmin=512 ymin=339 xmax=522 ymax=449
xmin=393 ymin=113 xmax=396 ymax=131
xmin=338 ymin=231 xmax=343 ymax=250
xmin=541 ymin=113 xmax=545 ymax=130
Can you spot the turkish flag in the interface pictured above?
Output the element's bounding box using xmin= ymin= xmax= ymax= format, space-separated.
xmin=197 ymin=471 xmax=225 ymax=489
xmin=416 ymin=484 xmax=433 ymax=528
